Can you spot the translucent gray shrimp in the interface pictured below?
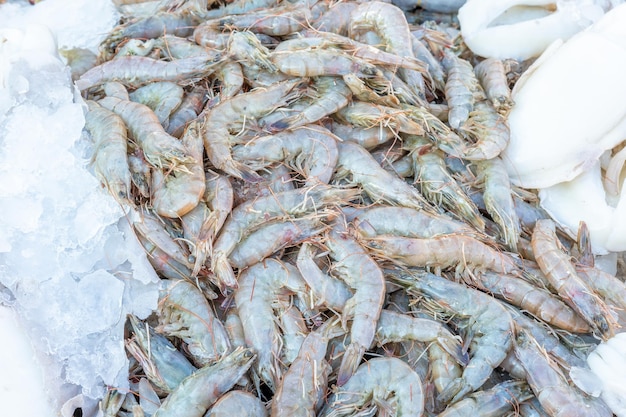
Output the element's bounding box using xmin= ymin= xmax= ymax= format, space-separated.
xmin=166 ymin=87 xmax=206 ymax=138
xmin=392 ymin=270 xmax=514 ymax=404
xmin=266 ymin=77 xmax=352 ymax=132
xmin=474 ymin=57 xmax=514 ymax=113
xmin=103 ymin=81 xmax=130 ymax=100
xmin=153 ymin=347 xmax=255 ymax=417
xmin=326 ymin=221 xmax=386 ymax=386
xmin=342 ymin=73 xmax=401 ymax=108
xmin=438 ymin=380 xmax=534 ymax=417
xmin=77 ymin=54 xmax=223 ymax=90
xmin=210 ymin=185 xmax=358 ymax=292
xmin=129 ymin=81 xmax=183 ymax=128
xmin=474 ymin=157 xmax=521 ymax=251
xmin=211 ymin=6 xmax=311 ymax=37
xmin=441 ymin=49 xmax=482 ymax=130
xmin=320 ymin=357 xmax=424 ymax=417
xmin=335 ymin=141 xmax=432 ymax=211
xmin=531 ymin=219 xmax=617 ymax=339
xmin=126 ymin=315 xmax=196 ymax=393
xmin=411 ymin=35 xmax=446 ymax=92
xmin=468 ymin=271 xmax=592 ymax=334
xmin=407 ymin=135 xmax=485 ymax=231
xmin=335 ymin=101 xmax=424 ymax=135
xmin=135 ymin=231 xmax=194 ymax=281
xmin=60 ymin=47 xmax=98 ymax=81
xmin=98 ymin=96 xmax=192 ymax=170
xmin=514 ymin=330 xmax=612 ymax=417
xmin=203 ymin=0 xmax=278 ymax=19
xmin=349 ymin=1 xmax=427 ymax=101
xmin=206 ymin=390 xmax=268 ymax=417
xmin=232 ymin=124 xmax=339 ymax=186
xmin=271 ymin=49 xmax=382 ymax=78
xmin=229 ymin=216 xmax=328 ymax=270
xmin=151 ymin=120 xmax=206 ymax=218
xmin=329 ymin=121 xmax=395 ymax=150
xmin=211 ymin=60 xmax=244 ymax=102
xmin=366 ymin=234 xmax=521 ymax=279
xmin=230 ymin=164 xmax=294 ymax=206
xmin=235 ymin=259 xmax=309 ymax=390
xmin=271 ymin=318 xmax=345 ymax=417
xmin=227 ymin=30 xmax=277 ymax=73
xmin=461 ymin=99 xmax=510 ymax=160
xmin=84 ymin=100 xmax=131 ymax=204
xmin=156 ymin=280 xmax=231 ymax=367
xmin=200 ymin=78 xmax=303 ymax=182
xmin=429 ymin=343 xmax=463 ymax=396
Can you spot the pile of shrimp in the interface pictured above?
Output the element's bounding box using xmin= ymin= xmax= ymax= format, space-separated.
xmin=75 ymin=0 xmax=626 ymax=416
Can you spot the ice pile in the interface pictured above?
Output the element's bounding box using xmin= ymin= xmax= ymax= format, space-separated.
xmin=0 ymin=1 xmax=160 ymax=415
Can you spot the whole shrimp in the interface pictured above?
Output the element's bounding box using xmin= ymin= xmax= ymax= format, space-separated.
xmin=342 ymin=73 xmax=400 ymax=108
xmin=391 ymin=269 xmax=515 ymax=404
xmin=266 ymin=77 xmax=352 ymax=132
xmin=365 ymin=234 xmax=521 ymax=279
xmin=514 ymin=329 xmax=612 ymax=417
xmin=438 ymin=380 xmax=534 ymax=417
xmin=320 ymin=357 xmax=424 ymax=417
xmin=441 ymin=49 xmax=483 ymax=130
xmin=460 ymin=99 xmax=510 ymax=160
xmin=211 ymin=5 xmax=311 ymax=37
xmin=334 ymin=141 xmax=432 ymax=212
xmin=206 ymin=390 xmax=268 ymax=417
xmin=271 ymin=318 xmax=345 ymax=417
xmin=474 ymin=57 xmax=514 ymax=114
xmin=129 ymin=81 xmax=184 ymax=129
xmin=349 ymin=1 xmax=427 ymax=101
xmin=271 ymin=49 xmax=382 ymax=78
xmin=200 ymin=78 xmax=303 ymax=182
xmin=474 ymin=156 xmax=521 ymax=251
xmin=153 ymin=347 xmax=255 ymax=417
xmin=407 ymin=135 xmax=485 ymax=231
xmin=77 ymin=54 xmax=223 ymax=90
xmin=210 ymin=185 xmax=358 ymax=292
xmin=151 ymin=120 xmax=206 ymax=218
xmin=98 ymin=96 xmax=192 ymax=170
xmin=84 ymin=100 xmax=131 ymax=204
xmin=325 ymin=220 xmax=386 ymax=386
xmin=156 ymin=279 xmax=231 ymax=367
xmin=335 ymin=101 xmax=424 ymax=135
xmin=235 ymin=259 xmax=310 ymax=390
xmin=576 ymin=264 xmax=626 ymax=325
xmin=227 ymin=30 xmax=277 ymax=73
xmin=232 ymin=124 xmax=339 ymax=186
xmin=531 ymin=219 xmax=617 ymax=339
xmin=329 ymin=121 xmax=395 ymax=150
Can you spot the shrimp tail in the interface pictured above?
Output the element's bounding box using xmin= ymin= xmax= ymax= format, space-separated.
xmin=438 ymin=377 xmax=472 ymax=405
xmin=438 ymin=336 xmax=470 ymax=366
xmin=211 ymin=252 xmax=239 ymax=294
xmin=337 ymin=343 xmax=366 ymax=386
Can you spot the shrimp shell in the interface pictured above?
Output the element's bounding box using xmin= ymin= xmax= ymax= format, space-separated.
xmin=474 ymin=57 xmax=514 ymax=114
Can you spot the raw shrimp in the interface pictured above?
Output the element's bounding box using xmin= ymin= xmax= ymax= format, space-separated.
xmin=468 ymin=271 xmax=591 ymax=334
xmin=349 ymin=1 xmax=427 ymax=100
xmin=229 ymin=216 xmax=329 ymax=270
xmin=210 ymin=185 xmax=358 ymax=292
xmin=392 ymin=269 xmax=514 ymax=404
xmin=335 ymin=141 xmax=431 ymax=211
xmin=153 ymin=347 xmax=255 ymax=417
xmin=438 ymin=380 xmax=534 ymax=417
xmin=77 ymin=54 xmax=223 ymax=90
xmin=230 ymin=164 xmax=294 ymax=206
xmin=227 ymin=30 xmax=277 ymax=72
xmin=211 ymin=60 xmax=244 ymax=101
xmin=232 ymin=124 xmax=339 ymax=186
xmin=312 ymin=1 xmax=358 ymax=35
xmin=342 ymin=73 xmax=400 ymax=108
xmin=375 ymin=310 xmax=466 ymax=365
xmin=279 ymin=305 xmax=308 ymax=366
xmin=474 ymin=57 xmax=514 ymax=114
xmin=235 ymin=259 xmax=309 ymax=390
xmin=103 ymin=81 xmax=130 ymax=100
xmin=156 ymin=280 xmax=231 ymax=367
xmin=126 ymin=315 xmax=197 ymax=393
xmin=181 ymin=171 xmax=233 ymax=275
xmin=130 ymin=81 xmax=184 ymax=130
xmin=345 ymin=205 xmax=480 ymax=240
xmin=335 ymin=101 xmax=424 ymax=135
xmin=203 ymin=0 xmax=278 ymax=19
xmin=155 ymin=35 xmax=217 ymax=60
xmin=429 ymin=343 xmax=463 ymax=395
xmin=514 ymin=329 xmax=612 ymax=417
xmin=98 ymin=96 xmax=192 ymax=170
xmin=167 ymin=87 xmax=207 ymax=138
xmin=474 ymin=157 xmax=521 ymax=251
xmin=320 ymin=357 xmax=424 ymax=417
xmin=206 ymin=390 xmax=268 ymax=417
xmin=441 ymin=49 xmax=482 ymax=130
xmin=326 ymin=221 xmax=386 ymax=386
xmin=267 ymin=77 xmax=352 ymax=132
xmin=151 ymin=120 xmax=206 ymax=218
xmin=366 ymin=234 xmax=521 ymax=278
xmin=114 ymin=38 xmax=157 ymax=58
xmin=136 ymin=232 xmax=194 ymax=281
xmin=271 ymin=49 xmax=382 ymax=78
xmin=213 ymin=6 xmax=311 ymax=37
xmin=407 ymin=135 xmax=484 ymax=231
xmin=60 ymin=47 xmax=97 ymax=81
xmin=84 ymin=100 xmax=132 ymax=203
xmin=200 ymin=78 xmax=303 ymax=182
xmin=271 ymin=318 xmax=345 ymax=417
xmin=576 ymin=265 xmax=626 ymax=325
xmin=531 ymin=219 xmax=617 ymax=339
xmin=461 ymin=99 xmax=510 ymax=160
xmin=329 ymin=121 xmax=395 ymax=150
xmin=411 ymin=35 xmax=446 ymax=92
